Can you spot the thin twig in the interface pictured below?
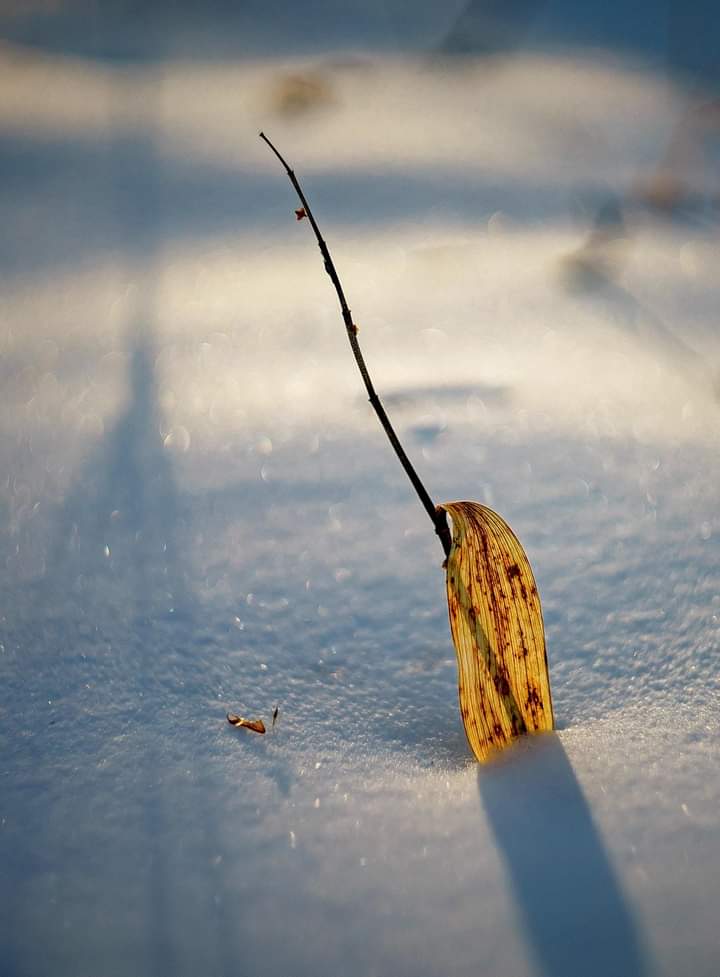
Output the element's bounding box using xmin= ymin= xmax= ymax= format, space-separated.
xmin=259 ymin=132 xmax=451 ymax=558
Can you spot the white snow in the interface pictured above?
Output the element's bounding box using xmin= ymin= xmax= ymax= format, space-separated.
xmin=1 ymin=10 xmax=719 ymax=977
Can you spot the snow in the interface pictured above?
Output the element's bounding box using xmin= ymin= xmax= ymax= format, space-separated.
xmin=1 ymin=6 xmax=719 ymax=976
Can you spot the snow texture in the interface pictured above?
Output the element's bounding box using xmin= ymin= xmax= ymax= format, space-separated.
xmin=1 ymin=4 xmax=719 ymax=976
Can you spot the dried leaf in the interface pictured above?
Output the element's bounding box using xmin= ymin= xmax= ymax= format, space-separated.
xmin=295 ymin=207 xmax=307 ymax=221
xmin=270 ymin=71 xmax=335 ymax=118
xmin=227 ymin=713 xmax=266 ymax=734
xmin=438 ymin=501 xmax=554 ymax=762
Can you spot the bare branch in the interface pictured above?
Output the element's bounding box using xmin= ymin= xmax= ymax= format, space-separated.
xmin=259 ymin=132 xmax=451 ymax=558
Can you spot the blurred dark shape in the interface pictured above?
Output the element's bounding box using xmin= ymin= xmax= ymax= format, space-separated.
xmin=633 ymin=98 xmax=720 ymax=216
xmin=584 ymin=196 xmax=625 ymax=239
xmin=634 ymin=171 xmax=691 ymax=215
xmin=269 ymin=69 xmax=337 ymax=118
xmin=560 ymin=220 xmax=718 ymax=400
xmin=439 ymin=0 xmax=546 ymax=57
xmin=440 ymin=1 xmax=720 ymax=238
xmin=479 ymin=735 xmax=650 ymax=977
xmin=381 ymin=382 xmax=509 ymax=410
xmin=409 ymin=422 xmax=446 ymax=445
xmin=562 ymin=195 xmax=628 ymax=290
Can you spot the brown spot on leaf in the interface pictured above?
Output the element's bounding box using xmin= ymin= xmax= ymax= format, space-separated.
xmin=494 ymin=672 xmax=510 ymax=698
xmin=438 ymin=500 xmax=554 ymax=762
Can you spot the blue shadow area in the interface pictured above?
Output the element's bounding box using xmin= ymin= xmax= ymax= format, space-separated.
xmin=478 ymin=734 xmax=649 ymax=977
xmin=0 ymin=127 xmax=589 ymax=281
xmin=440 ymin=0 xmax=720 ymax=89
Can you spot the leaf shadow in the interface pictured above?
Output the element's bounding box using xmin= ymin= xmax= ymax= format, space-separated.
xmin=478 ymin=733 xmax=650 ymax=977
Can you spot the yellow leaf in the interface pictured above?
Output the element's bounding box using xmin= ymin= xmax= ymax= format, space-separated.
xmin=227 ymin=714 xmax=266 ymax=734
xmin=438 ymin=501 xmax=554 ymax=762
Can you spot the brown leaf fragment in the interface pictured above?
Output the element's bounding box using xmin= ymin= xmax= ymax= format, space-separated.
xmin=438 ymin=501 xmax=554 ymax=762
xmin=227 ymin=713 xmax=266 ymax=734
xmin=270 ymin=71 xmax=336 ymax=118
xmin=295 ymin=207 xmax=307 ymax=221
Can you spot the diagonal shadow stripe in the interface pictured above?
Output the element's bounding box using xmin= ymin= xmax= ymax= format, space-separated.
xmin=478 ymin=734 xmax=650 ymax=977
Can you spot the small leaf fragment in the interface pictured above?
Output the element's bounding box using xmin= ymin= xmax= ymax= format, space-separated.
xmin=227 ymin=713 xmax=266 ymax=734
xmin=295 ymin=207 xmax=307 ymax=221
xmin=438 ymin=501 xmax=554 ymax=762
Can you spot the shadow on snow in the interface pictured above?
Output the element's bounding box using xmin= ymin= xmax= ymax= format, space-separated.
xmin=478 ymin=732 xmax=650 ymax=977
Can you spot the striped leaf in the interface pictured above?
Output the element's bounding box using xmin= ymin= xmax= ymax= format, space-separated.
xmin=438 ymin=501 xmax=554 ymax=761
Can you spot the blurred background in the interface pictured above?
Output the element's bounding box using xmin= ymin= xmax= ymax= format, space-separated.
xmin=1 ymin=3 xmax=719 ymax=977
xmin=2 ymin=0 xmax=719 ymax=464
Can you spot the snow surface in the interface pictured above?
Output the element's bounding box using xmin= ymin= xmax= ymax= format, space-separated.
xmin=1 ymin=6 xmax=719 ymax=976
